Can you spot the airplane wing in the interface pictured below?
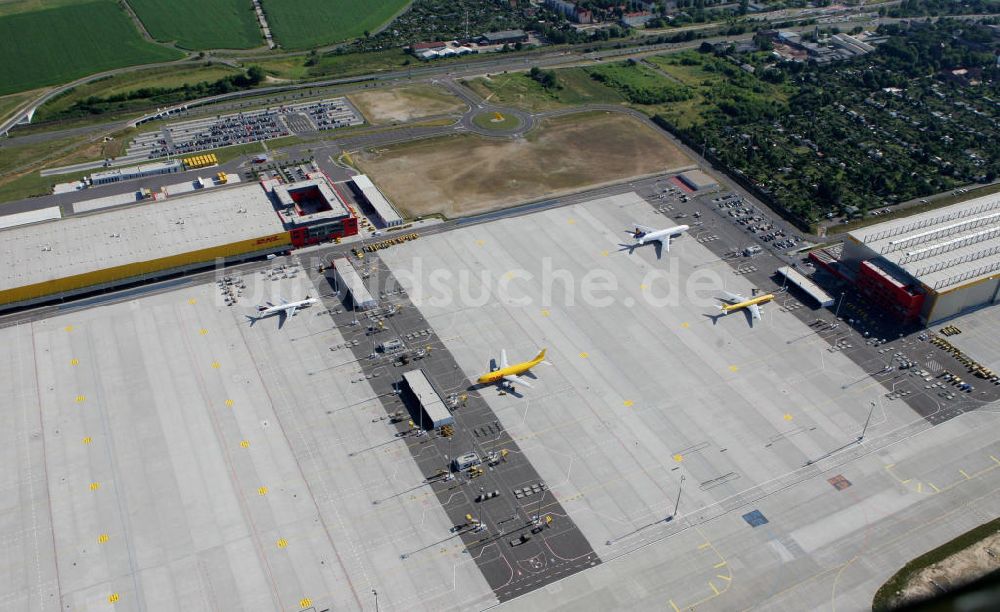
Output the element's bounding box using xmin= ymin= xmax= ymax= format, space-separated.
xmin=503 ymin=375 xmax=532 ymax=388
xmin=632 ymin=223 xmax=656 ymax=234
xmin=279 ymin=296 xmax=288 ymax=305
xmin=721 ymin=291 xmax=747 ymax=304
xmin=653 ymin=239 xmax=663 ymax=260
xmin=500 ymin=349 xmax=509 ymax=369
xmin=285 ymin=304 xmax=298 ymax=317
xmin=748 ymin=303 xmax=762 ymax=320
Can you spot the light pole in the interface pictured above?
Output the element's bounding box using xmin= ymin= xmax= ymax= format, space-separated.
xmin=858 ymin=401 xmax=876 ymax=443
xmin=373 ymin=589 xmax=379 ymax=612
xmin=835 ymin=291 xmax=845 ymax=318
xmin=665 ymin=475 xmax=685 ymax=522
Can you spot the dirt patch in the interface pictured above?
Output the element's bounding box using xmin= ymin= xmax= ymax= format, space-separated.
xmin=354 ymin=111 xmax=694 ymax=218
xmin=895 ymin=532 xmax=1000 ymax=607
xmin=349 ymin=84 xmax=467 ymax=124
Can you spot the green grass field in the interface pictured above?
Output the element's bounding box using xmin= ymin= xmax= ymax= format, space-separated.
xmin=265 ymin=0 xmax=409 ymax=49
xmin=584 ymin=61 xmax=692 ymax=107
xmin=33 ymin=64 xmax=244 ymax=122
xmin=129 ymin=0 xmax=262 ymax=49
xmin=0 ymin=90 xmax=35 ymax=123
xmin=463 ymin=67 xmax=623 ymax=112
xmin=471 ymin=111 xmax=522 ymax=131
xmin=645 ymin=51 xmax=790 ymax=128
xmin=0 ymin=0 xmax=183 ymax=96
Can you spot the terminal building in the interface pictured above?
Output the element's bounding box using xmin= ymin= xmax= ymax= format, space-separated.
xmin=828 ymin=194 xmax=1000 ymax=325
xmin=0 ymin=179 xmax=358 ymax=311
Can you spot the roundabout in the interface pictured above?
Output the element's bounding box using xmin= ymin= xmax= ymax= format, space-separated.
xmin=466 ymin=105 xmax=533 ymax=136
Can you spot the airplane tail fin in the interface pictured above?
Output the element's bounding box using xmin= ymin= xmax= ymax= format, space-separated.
xmin=533 ymin=349 xmax=547 ymax=363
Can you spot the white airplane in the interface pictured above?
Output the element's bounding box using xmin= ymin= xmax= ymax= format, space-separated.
xmin=246 ymin=296 xmax=318 ymax=327
xmin=621 ymin=223 xmax=690 ymax=259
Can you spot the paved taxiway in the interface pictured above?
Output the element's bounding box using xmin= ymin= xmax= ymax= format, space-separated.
xmin=377 ymin=192 xmax=1000 ymax=610
xmin=0 ymin=267 xmax=499 ymax=611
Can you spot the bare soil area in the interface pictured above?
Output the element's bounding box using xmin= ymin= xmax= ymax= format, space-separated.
xmin=354 ymin=111 xmax=694 ymax=218
xmin=896 ymin=532 xmax=1000 ymax=607
xmin=348 ymin=84 xmax=467 ymax=124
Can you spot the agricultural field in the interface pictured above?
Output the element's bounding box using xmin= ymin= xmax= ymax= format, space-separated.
xmin=463 ymin=67 xmax=623 ymax=112
xmin=0 ymin=0 xmax=183 ymax=96
xmin=264 ymin=0 xmax=408 ymax=49
xmin=0 ymin=0 xmax=91 ymax=17
xmin=355 ymin=111 xmax=693 ymax=218
xmin=129 ymin=0 xmax=262 ymax=49
xmin=349 ymin=84 xmax=466 ymax=123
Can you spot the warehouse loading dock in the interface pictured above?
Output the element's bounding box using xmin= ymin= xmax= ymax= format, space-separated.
xmin=0 ymin=183 xmax=291 ymax=311
xmin=350 ymin=174 xmax=403 ymax=228
xmin=842 ymin=194 xmax=1000 ymax=324
xmin=778 ymin=266 xmax=835 ymax=307
xmin=401 ymin=369 xmax=455 ymax=430
xmin=331 ymin=257 xmax=376 ymax=310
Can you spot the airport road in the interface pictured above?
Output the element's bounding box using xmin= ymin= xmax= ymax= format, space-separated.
xmin=308 ymin=253 xmax=601 ymax=602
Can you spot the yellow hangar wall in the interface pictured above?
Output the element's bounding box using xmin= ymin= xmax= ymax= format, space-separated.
xmin=0 ymin=231 xmax=291 ymax=307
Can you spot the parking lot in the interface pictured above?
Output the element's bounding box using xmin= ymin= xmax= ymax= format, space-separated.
xmin=126 ymin=97 xmax=364 ymax=160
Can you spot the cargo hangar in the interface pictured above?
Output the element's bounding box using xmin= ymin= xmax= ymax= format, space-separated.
xmin=0 ymin=178 xmax=359 ymax=310
xmin=816 ymin=193 xmax=1000 ymax=325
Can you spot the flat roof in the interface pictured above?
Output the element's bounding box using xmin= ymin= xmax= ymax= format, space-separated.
xmin=0 ymin=183 xmax=284 ymax=291
xmin=778 ymin=266 xmax=836 ymax=307
xmin=482 ymin=29 xmax=526 ymax=40
xmin=352 ymin=175 xmax=402 ymax=226
xmin=401 ymin=369 xmax=454 ymax=427
xmin=0 ymin=206 xmax=62 ymax=230
xmin=678 ymin=169 xmax=718 ymax=190
xmin=268 ymin=178 xmax=352 ymax=226
xmin=331 ymin=257 xmax=375 ymax=308
xmin=91 ymin=159 xmax=182 ymax=181
xmin=849 ymin=193 xmax=1000 ymax=292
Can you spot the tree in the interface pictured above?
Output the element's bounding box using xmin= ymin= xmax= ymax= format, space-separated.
xmin=246 ymin=65 xmax=265 ymax=85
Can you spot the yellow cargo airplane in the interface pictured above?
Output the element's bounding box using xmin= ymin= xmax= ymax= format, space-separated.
xmin=716 ymin=290 xmax=774 ymax=325
xmin=477 ymin=349 xmax=547 ymax=389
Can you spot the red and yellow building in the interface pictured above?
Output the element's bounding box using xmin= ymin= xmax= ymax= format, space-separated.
xmin=0 ymin=177 xmax=357 ymax=310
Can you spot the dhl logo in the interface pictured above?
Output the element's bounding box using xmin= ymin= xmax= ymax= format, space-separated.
xmin=255 ymin=235 xmax=284 ymax=245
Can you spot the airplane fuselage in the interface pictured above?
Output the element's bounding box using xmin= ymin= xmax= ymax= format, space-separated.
xmin=254 ymin=298 xmax=318 ymax=318
xmin=721 ymin=293 xmax=774 ymax=313
xmin=477 ymin=351 xmax=546 ymax=385
xmin=636 ymin=224 xmax=690 ymax=245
